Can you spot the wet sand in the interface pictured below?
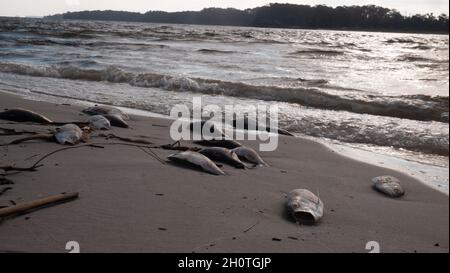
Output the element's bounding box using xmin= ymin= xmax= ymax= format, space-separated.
xmin=0 ymin=91 xmax=448 ymax=253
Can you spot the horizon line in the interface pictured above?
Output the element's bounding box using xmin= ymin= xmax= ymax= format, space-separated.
xmin=1 ymin=3 xmax=449 ymax=18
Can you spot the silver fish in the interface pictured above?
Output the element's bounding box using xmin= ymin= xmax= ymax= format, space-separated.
xmin=83 ymin=105 xmax=130 ymax=120
xmin=168 ymin=151 xmax=225 ymax=175
xmin=199 ymin=147 xmax=246 ymax=169
xmin=233 ymin=117 xmax=294 ymax=136
xmin=286 ymin=189 xmax=324 ymax=225
xmin=54 ymin=124 xmax=83 ymax=145
xmin=102 ymin=114 xmax=129 ymax=128
xmin=87 ymin=115 xmax=111 ymax=130
xmin=0 ymin=108 xmax=52 ymax=124
xmin=233 ymin=146 xmax=268 ymax=167
xmin=372 ymin=176 xmax=405 ymax=198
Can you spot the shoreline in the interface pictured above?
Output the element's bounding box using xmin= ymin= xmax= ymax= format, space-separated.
xmin=2 ymin=88 xmax=448 ymax=195
xmin=0 ymin=90 xmax=448 ymax=253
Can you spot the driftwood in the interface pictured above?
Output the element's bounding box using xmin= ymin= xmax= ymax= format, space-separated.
xmin=0 ymin=192 xmax=79 ymax=219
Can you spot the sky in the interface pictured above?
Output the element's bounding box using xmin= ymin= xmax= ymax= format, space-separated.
xmin=0 ymin=0 xmax=448 ymax=17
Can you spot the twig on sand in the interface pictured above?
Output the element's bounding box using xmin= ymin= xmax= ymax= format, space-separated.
xmin=138 ymin=147 xmax=166 ymax=165
xmin=0 ymin=144 xmax=104 ymax=173
xmin=0 ymin=192 xmax=79 ymax=220
xmin=159 ymin=141 xmax=200 ymax=152
xmin=96 ymin=134 xmax=198 ymax=152
xmin=0 ymin=127 xmax=42 ymax=136
xmin=0 ymin=165 xmax=42 ymax=172
xmin=96 ymin=133 xmax=154 ymax=145
xmin=242 ymin=221 xmax=260 ymax=233
xmin=30 ymin=144 xmax=105 ymax=170
xmin=89 ymin=142 xmax=166 ymax=165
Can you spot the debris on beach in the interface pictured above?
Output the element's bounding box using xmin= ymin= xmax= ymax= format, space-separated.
xmin=87 ymin=115 xmax=111 ymax=130
xmin=0 ymin=108 xmax=53 ymax=124
xmin=372 ymin=176 xmax=405 ymax=198
xmin=233 ymin=146 xmax=268 ymax=167
xmin=160 ymin=141 xmax=199 ymax=151
xmin=199 ymin=147 xmax=246 ymax=169
xmin=0 ymin=192 xmax=79 ymax=220
xmin=168 ymin=151 xmax=225 ymax=175
xmin=286 ymin=189 xmax=324 ymax=225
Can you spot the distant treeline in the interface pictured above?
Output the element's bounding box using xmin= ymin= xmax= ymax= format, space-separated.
xmin=46 ymin=3 xmax=449 ymax=33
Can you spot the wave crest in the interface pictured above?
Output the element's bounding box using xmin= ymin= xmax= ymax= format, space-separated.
xmin=0 ymin=63 xmax=447 ymax=122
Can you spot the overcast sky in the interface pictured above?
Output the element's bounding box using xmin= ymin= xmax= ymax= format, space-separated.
xmin=0 ymin=0 xmax=448 ymax=17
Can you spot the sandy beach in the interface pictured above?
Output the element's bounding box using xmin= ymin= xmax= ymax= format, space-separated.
xmin=0 ymin=91 xmax=448 ymax=253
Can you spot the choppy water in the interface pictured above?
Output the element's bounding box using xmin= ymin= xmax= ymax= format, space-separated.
xmin=0 ymin=18 xmax=448 ymax=169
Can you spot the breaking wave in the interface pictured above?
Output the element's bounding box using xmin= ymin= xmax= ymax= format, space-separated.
xmin=0 ymin=63 xmax=448 ymax=123
xmin=283 ymin=116 xmax=449 ymax=156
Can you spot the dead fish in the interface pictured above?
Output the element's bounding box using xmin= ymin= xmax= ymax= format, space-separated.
xmin=190 ymin=120 xmax=225 ymax=138
xmin=54 ymin=124 xmax=84 ymax=145
xmin=199 ymin=147 xmax=246 ymax=169
xmin=7 ymin=124 xmax=87 ymax=145
xmin=87 ymin=115 xmax=111 ymax=130
xmin=233 ymin=146 xmax=268 ymax=167
xmin=168 ymin=151 xmax=225 ymax=175
xmin=83 ymin=105 xmax=130 ymax=120
xmin=102 ymin=114 xmax=129 ymax=128
xmin=233 ymin=117 xmax=294 ymax=136
xmin=194 ymin=139 xmax=242 ymax=149
xmin=0 ymin=108 xmax=52 ymax=124
xmin=286 ymin=189 xmax=324 ymax=225
xmin=372 ymin=176 xmax=405 ymax=198
xmin=83 ymin=105 xmax=130 ymax=128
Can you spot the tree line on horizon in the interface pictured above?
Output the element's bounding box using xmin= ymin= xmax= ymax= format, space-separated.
xmin=46 ymin=3 xmax=449 ymax=33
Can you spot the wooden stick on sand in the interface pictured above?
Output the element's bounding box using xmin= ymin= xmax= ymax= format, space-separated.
xmin=0 ymin=192 xmax=79 ymax=219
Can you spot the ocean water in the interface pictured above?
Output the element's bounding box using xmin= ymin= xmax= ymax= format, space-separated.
xmin=0 ymin=18 xmax=448 ymax=189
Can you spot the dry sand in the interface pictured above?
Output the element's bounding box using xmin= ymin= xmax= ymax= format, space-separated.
xmin=0 ymin=91 xmax=448 ymax=253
